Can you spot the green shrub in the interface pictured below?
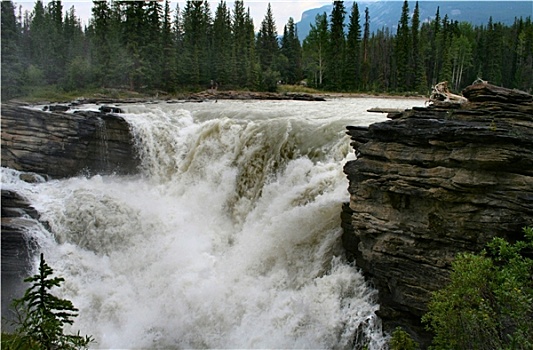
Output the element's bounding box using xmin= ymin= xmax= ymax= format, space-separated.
xmin=422 ymin=227 xmax=533 ymax=349
xmin=3 ymin=253 xmax=93 ymax=350
xmin=389 ymin=326 xmax=419 ymax=350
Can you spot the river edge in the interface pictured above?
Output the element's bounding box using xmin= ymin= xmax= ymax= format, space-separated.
xmin=7 ymin=89 xmax=428 ymax=108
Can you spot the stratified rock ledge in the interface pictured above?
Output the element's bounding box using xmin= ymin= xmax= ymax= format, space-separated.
xmin=1 ymin=104 xmax=140 ymax=179
xmin=341 ymin=83 xmax=533 ymax=346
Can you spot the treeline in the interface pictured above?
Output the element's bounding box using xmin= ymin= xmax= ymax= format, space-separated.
xmin=1 ymin=0 xmax=532 ymax=100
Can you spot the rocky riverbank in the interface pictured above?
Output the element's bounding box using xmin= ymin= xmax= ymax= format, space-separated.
xmin=341 ymin=82 xmax=533 ymax=346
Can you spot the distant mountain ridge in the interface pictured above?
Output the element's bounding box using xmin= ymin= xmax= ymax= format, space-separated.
xmin=296 ymin=1 xmax=532 ymax=41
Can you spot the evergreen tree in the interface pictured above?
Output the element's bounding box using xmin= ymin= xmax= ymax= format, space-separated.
xmin=28 ymin=1 xmax=51 ymax=84
xmin=438 ymin=15 xmax=454 ymax=84
xmin=182 ymin=0 xmax=212 ymax=86
xmin=361 ymin=7 xmax=371 ymax=90
xmin=212 ymin=1 xmax=232 ymax=86
xmin=244 ymin=8 xmax=259 ymax=89
xmin=302 ymin=12 xmax=328 ymax=88
xmin=231 ymin=0 xmax=247 ymax=86
xmin=280 ymin=17 xmax=302 ymax=84
xmin=327 ymin=1 xmax=346 ymax=90
xmin=44 ymin=1 xmax=67 ymax=84
xmin=484 ymin=17 xmax=504 ymax=85
xmin=257 ymin=4 xmax=279 ymax=70
xmin=395 ymin=0 xmax=411 ymax=91
xmin=1 ymin=0 xmax=24 ymax=98
xmin=411 ymin=2 xmax=427 ymax=93
xmin=345 ymin=2 xmax=361 ymax=90
xmin=256 ymin=3 xmax=280 ymax=90
xmin=173 ymin=3 xmax=185 ymax=86
xmin=120 ymin=1 xmax=147 ymax=90
xmin=9 ymin=253 xmax=93 ymax=349
xmin=369 ymin=27 xmax=394 ymax=91
xmin=144 ymin=1 xmax=163 ymax=89
xmin=89 ymin=0 xmax=112 ymax=87
xmin=431 ymin=7 xmax=442 ymax=85
xmin=62 ymin=6 xmax=89 ymax=90
xmin=161 ymin=0 xmax=178 ymax=92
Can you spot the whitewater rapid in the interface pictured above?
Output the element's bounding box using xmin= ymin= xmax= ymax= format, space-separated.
xmin=2 ymin=98 xmax=425 ymax=349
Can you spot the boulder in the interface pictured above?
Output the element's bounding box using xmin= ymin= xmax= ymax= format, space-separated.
xmin=342 ymin=83 xmax=533 ymax=346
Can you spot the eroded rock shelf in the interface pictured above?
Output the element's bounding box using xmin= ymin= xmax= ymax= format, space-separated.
xmin=1 ymin=104 xmax=139 ymax=179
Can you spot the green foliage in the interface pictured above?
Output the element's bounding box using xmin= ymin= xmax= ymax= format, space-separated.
xmin=325 ymin=1 xmax=346 ymax=91
xmin=389 ymin=327 xmax=419 ymax=350
xmin=5 ymin=254 xmax=93 ymax=350
xmin=1 ymin=0 xmax=532 ymax=98
xmin=422 ymin=227 xmax=533 ymax=350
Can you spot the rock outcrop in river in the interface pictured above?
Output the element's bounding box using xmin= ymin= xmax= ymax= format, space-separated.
xmin=1 ymin=104 xmax=139 ymax=179
xmin=341 ymin=83 xmax=533 ymax=346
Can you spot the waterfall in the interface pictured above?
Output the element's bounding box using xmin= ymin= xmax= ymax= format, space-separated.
xmin=3 ymin=98 xmax=425 ymax=349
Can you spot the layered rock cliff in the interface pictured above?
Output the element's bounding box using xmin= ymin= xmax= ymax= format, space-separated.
xmin=341 ymin=83 xmax=533 ymax=346
xmin=1 ymin=104 xmax=139 ymax=178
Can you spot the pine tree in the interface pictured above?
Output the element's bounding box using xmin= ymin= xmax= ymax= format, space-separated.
xmin=439 ymin=15 xmax=454 ymax=84
xmin=256 ymin=3 xmax=280 ymax=90
xmin=411 ymin=1 xmax=427 ymax=93
xmin=345 ymin=2 xmax=361 ymax=90
xmin=89 ymin=0 xmax=111 ymax=87
xmin=370 ymin=27 xmax=394 ymax=91
xmin=28 ymin=1 xmax=51 ymax=84
xmin=182 ymin=1 xmax=203 ymax=86
xmin=257 ymin=3 xmax=279 ymax=71
xmin=120 ymin=1 xmax=147 ymax=90
xmin=173 ymin=3 xmax=185 ymax=86
xmin=62 ymin=6 xmax=89 ymax=90
xmin=46 ymin=1 xmax=67 ymax=84
xmin=327 ymin=1 xmax=346 ymax=90
xmin=161 ymin=0 xmax=178 ymax=92
xmin=484 ymin=17 xmax=504 ymax=85
xmin=231 ymin=0 xmax=246 ymax=86
xmin=280 ymin=17 xmax=302 ymax=85
xmin=1 ymin=1 xmax=24 ymax=98
xmin=144 ymin=1 xmax=163 ymax=89
xmin=361 ymin=7 xmax=371 ymax=90
xmin=431 ymin=6 xmax=442 ymax=85
xmin=244 ymin=8 xmax=259 ymax=89
xmin=302 ymin=13 xmax=328 ymax=88
xmin=212 ymin=1 xmax=232 ymax=86
xmin=395 ymin=0 xmax=411 ymax=91
xmin=9 ymin=253 xmax=93 ymax=349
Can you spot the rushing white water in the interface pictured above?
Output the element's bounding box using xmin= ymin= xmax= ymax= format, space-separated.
xmin=3 ymin=97 xmax=425 ymax=349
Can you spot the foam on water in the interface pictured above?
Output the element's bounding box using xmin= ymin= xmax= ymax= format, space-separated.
xmin=3 ymin=98 xmax=425 ymax=349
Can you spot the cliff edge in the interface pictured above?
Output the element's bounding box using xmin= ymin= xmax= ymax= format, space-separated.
xmin=341 ymin=83 xmax=533 ymax=346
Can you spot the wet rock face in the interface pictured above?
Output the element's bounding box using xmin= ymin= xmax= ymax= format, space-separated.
xmin=1 ymin=104 xmax=139 ymax=179
xmin=1 ymin=188 xmax=41 ymax=330
xmin=342 ymin=83 xmax=533 ymax=346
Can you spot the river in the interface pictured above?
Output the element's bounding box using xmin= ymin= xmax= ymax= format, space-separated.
xmin=1 ymin=97 xmax=425 ymax=349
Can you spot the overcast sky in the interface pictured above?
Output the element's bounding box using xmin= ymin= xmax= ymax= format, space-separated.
xmin=13 ymin=1 xmax=333 ymax=32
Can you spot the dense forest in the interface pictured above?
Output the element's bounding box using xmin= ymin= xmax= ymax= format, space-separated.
xmin=1 ymin=0 xmax=532 ymax=100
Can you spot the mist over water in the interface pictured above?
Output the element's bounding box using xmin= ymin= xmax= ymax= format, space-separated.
xmin=3 ymin=98 xmax=424 ymax=349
